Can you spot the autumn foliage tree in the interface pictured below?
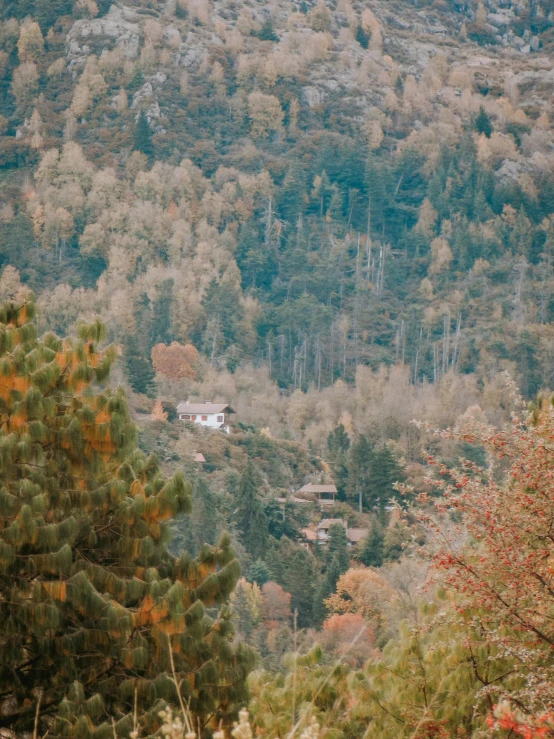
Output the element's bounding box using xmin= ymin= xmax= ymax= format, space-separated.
xmin=151 ymin=341 xmax=199 ymax=381
xmin=0 ymin=296 xmax=252 ymax=737
xmin=421 ymin=382 xmax=554 ymax=718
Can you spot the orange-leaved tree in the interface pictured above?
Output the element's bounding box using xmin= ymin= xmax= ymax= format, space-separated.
xmin=421 ymin=381 xmax=554 ymax=721
xmin=151 ymin=341 xmax=199 ymax=381
xmin=0 ymin=296 xmax=252 ymax=737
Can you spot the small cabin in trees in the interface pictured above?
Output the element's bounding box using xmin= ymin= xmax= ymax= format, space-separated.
xmin=316 ymin=519 xmax=368 ymax=548
xmin=296 ymin=483 xmax=337 ymax=507
xmin=177 ymin=401 xmax=235 ymax=433
xmin=316 ymin=518 xmax=346 ymax=543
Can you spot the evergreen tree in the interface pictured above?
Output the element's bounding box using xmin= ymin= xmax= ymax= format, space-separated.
xmin=124 ymin=334 xmax=155 ymax=397
xmin=230 ymin=579 xmax=262 ymax=637
xmin=355 ymin=23 xmax=370 ymax=48
xmin=359 ymin=519 xmax=385 ymax=567
xmin=327 ymin=424 xmax=350 ymax=499
xmin=171 ymin=476 xmax=219 ymax=556
xmin=347 ymin=435 xmax=374 ymax=511
xmin=474 ymin=105 xmax=493 ymax=138
xmin=235 ymin=461 xmax=269 ymax=560
xmin=0 ymin=296 xmax=253 ymax=737
xmin=265 ymin=538 xmax=318 ymax=628
xmin=252 ymin=18 xmax=279 ymax=41
xmin=367 ymin=445 xmax=406 ymax=515
xmin=313 ymin=524 xmax=350 ymax=626
xmin=327 ymin=523 xmax=350 ymax=575
xmin=201 ymin=279 xmax=244 ymax=355
xmin=264 ymin=498 xmax=304 ymax=541
xmin=133 ymin=110 xmax=153 ymax=157
xmin=249 ymin=559 xmax=272 ymax=586
xmin=278 ymin=159 xmax=307 ymax=224
xmin=151 ymin=278 xmax=174 ymax=346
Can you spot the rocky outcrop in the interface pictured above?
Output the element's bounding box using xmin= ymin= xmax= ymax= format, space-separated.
xmin=66 ymin=5 xmax=141 ymax=65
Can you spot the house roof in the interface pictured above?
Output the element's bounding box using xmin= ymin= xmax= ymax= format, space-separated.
xmin=300 ymin=528 xmax=318 ymax=541
xmin=276 ymin=496 xmax=313 ymax=504
xmin=297 ymin=483 xmax=337 ymax=495
xmin=346 ymin=528 xmax=369 ymax=543
xmin=193 ymin=452 xmax=206 ymax=463
xmin=176 ymin=402 xmax=235 ymax=415
xmin=318 ymin=518 xmax=346 ymax=530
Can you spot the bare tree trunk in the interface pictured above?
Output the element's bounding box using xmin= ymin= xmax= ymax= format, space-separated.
xmin=366 ymin=194 xmax=372 ymax=285
xmin=267 ymin=340 xmax=272 ymax=377
xmin=210 ymin=315 xmax=220 ymax=365
xmin=451 ymin=312 xmax=462 ymax=370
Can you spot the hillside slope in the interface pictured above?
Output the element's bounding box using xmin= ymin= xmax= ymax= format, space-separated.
xmin=1 ymin=0 xmax=554 ymax=398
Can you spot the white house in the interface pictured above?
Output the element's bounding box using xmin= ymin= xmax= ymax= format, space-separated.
xmin=176 ymin=401 xmax=235 ymax=433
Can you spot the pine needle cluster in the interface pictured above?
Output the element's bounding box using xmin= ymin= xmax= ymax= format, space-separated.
xmin=0 ymin=297 xmax=253 ymax=738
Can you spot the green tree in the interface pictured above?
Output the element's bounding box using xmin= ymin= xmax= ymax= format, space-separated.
xmin=171 ymin=476 xmax=220 ymax=556
xmin=347 ymin=435 xmax=374 ymax=511
xmin=124 ymin=334 xmax=155 ymax=397
xmin=278 ymin=159 xmax=307 ymax=224
xmin=249 ymin=559 xmax=272 ymax=586
xmin=265 ymin=538 xmax=318 ymax=628
xmin=313 ymin=524 xmax=350 ymax=626
xmin=230 ymin=578 xmax=262 ymax=638
xmin=133 ymin=110 xmax=153 ymax=157
xmin=367 ymin=445 xmax=406 ymax=515
xmin=264 ymin=498 xmax=304 ymax=541
xmin=358 ymin=518 xmax=384 ymax=567
xmin=355 ymin=607 xmax=510 ymax=738
xmin=327 ymin=424 xmax=350 ymax=499
xmin=235 ymin=461 xmax=269 ymax=560
xmin=474 ymin=105 xmax=493 ymax=138
xmin=151 ymin=278 xmax=174 ymax=346
xmin=355 ymin=23 xmax=370 ymax=48
xmin=0 ymin=296 xmax=253 ymax=737
xmin=201 ymin=280 xmax=244 ymax=357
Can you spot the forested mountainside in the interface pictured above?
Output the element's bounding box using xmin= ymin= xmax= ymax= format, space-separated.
xmin=3 ymin=2 xmax=554 ymax=738
xmin=2 ymin=0 xmax=554 ymax=399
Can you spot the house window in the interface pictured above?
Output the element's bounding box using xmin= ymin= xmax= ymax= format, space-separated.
xmin=191 ymin=415 xmax=197 ymax=421
xmin=184 ymin=415 xmax=190 ymax=420
xmin=217 ymin=415 xmax=224 ymax=422
xmin=201 ymin=415 xmax=208 ymax=421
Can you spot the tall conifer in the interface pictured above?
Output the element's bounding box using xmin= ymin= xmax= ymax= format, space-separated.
xmin=0 ymin=296 xmax=252 ymax=737
xmin=235 ymin=461 xmax=268 ymax=561
xmin=133 ymin=110 xmax=153 ymax=158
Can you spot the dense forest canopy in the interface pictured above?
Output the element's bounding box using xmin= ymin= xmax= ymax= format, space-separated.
xmin=2 ymin=0 xmax=554 ymax=736
xmin=1 ymin=0 xmax=554 ymax=399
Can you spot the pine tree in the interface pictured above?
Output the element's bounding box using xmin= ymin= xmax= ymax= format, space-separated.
xmin=124 ymin=334 xmax=155 ymax=397
xmin=474 ymin=105 xmax=493 ymax=138
xmin=230 ymin=579 xmax=262 ymax=637
xmin=367 ymin=445 xmax=406 ymax=515
xmin=249 ymin=559 xmax=272 ymax=586
xmin=235 ymin=461 xmax=269 ymax=560
xmin=0 ymin=296 xmax=253 ymax=737
xmin=313 ymin=524 xmax=350 ymax=626
xmin=327 ymin=424 xmax=350 ymax=499
xmin=133 ymin=110 xmax=153 ymax=157
xmin=171 ymin=476 xmax=219 ymax=556
xmin=265 ymin=538 xmax=317 ymax=628
xmin=278 ymin=159 xmax=307 ymax=223
xmin=347 ymin=435 xmax=374 ymax=511
xmin=359 ymin=519 xmax=384 ymax=567
xmin=355 ymin=23 xmax=370 ymax=48
xmin=151 ymin=278 xmax=174 ymax=346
